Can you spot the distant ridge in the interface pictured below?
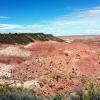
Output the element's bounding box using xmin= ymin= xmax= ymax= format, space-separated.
xmin=0 ymin=33 xmax=64 ymax=44
xmin=58 ymin=35 xmax=100 ymax=43
xmin=58 ymin=35 xmax=100 ymax=40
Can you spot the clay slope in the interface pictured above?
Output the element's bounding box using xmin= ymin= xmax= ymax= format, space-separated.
xmin=0 ymin=41 xmax=100 ymax=97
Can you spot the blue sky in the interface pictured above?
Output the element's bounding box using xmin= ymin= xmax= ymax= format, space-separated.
xmin=0 ymin=0 xmax=100 ymax=35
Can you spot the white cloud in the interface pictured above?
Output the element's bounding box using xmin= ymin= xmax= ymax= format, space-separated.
xmin=0 ymin=16 xmax=10 ymax=19
xmin=0 ymin=6 xmax=100 ymax=35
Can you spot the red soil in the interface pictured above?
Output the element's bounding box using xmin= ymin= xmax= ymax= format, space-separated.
xmin=0 ymin=40 xmax=100 ymax=96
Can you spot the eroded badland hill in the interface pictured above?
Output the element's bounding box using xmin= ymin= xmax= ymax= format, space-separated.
xmin=0 ymin=33 xmax=100 ymax=99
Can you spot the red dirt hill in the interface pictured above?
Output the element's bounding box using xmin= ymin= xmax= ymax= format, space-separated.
xmin=0 ymin=41 xmax=100 ymax=97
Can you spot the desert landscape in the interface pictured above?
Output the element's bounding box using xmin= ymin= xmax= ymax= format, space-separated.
xmin=0 ymin=33 xmax=100 ymax=100
xmin=0 ymin=0 xmax=100 ymax=99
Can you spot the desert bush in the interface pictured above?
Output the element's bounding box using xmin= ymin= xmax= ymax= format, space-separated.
xmin=70 ymin=94 xmax=80 ymax=100
xmin=84 ymin=83 xmax=100 ymax=100
xmin=0 ymin=84 xmax=40 ymax=100
xmin=70 ymin=83 xmax=100 ymax=100
xmin=69 ymin=90 xmax=83 ymax=100
xmin=52 ymin=95 xmax=63 ymax=100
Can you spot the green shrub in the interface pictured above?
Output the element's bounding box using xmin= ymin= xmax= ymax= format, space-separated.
xmin=70 ymin=83 xmax=100 ymax=100
xmin=0 ymin=84 xmax=40 ymax=100
xmin=84 ymin=83 xmax=100 ymax=100
xmin=70 ymin=91 xmax=83 ymax=100
xmin=70 ymin=94 xmax=80 ymax=100
xmin=52 ymin=95 xmax=63 ymax=100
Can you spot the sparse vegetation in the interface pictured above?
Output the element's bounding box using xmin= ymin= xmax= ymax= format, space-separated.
xmin=52 ymin=95 xmax=63 ymax=100
xmin=0 ymin=84 xmax=40 ymax=100
xmin=83 ymin=83 xmax=100 ymax=100
xmin=70 ymin=83 xmax=100 ymax=100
